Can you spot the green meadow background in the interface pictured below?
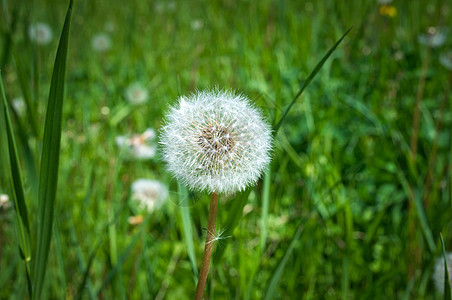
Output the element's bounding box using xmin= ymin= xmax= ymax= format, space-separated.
xmin=1 ymin=0 xmax=452 ymax=299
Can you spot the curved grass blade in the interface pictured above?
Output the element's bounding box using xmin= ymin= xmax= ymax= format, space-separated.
xmin=273 ymin=26 xmax=353 ymax=134
xmin=0 ymin=72 xmax=32 ymax=297
xmin=264 ymin=222 xmax=305 ymax=300
xmin=440 ymin=234 xmax=452 ymax=300
xmin=32 ymin=1 xmax=73 ymax=298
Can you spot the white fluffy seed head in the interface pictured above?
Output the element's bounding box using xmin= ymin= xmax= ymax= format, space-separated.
xmin=160 ymin=89 xmax=272 ymax=194
xmin=131 ymin=179 xmax=168 ymax=212
xmin=432 ymin=252 xmax=452 ymax=294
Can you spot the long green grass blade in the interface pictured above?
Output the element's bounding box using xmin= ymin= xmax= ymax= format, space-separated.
xmin=260 ymin=165 xmax=271 ymax=252
xmin=13 ymin=54 xmax=39 ymax=137
xmin=32 ymin=1 xmax=73 ymax=298
xmin=0 ymin=72 xmax=32 ymax=297
xmin=178 ymin=183 xmax=198 ymax=282
xmin=273 ymin=27 xmax=352 ymax=134
xmin=213 ymin=189 xmax=252 ymax=263
xmin=441 ymin=234 xmax=452 ymax=300
xmin=264 ymin=223 xmax=304 ymax=300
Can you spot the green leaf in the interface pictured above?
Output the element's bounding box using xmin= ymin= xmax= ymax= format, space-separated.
xmin=440 ymin=234 xmax=451 ymax=300
xmin=274 ymin=26 xmax=352 ymax=134
xmin=32 ymin=1 xmax=73 ymax=298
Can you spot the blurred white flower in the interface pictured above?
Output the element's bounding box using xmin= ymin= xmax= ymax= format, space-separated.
xmin=191 ymin=19 xmax=204 ymax=30
xmin=116 ymin=128 xmax=157 ymax=160
xmin=28 ymin=22 xmax=53 ymax=45
xmin=167 ymin=1 xmax=176 ymax=11
xmin=131 ymin=179 xmax=168 ymax=212
xmin=418 ymin=27 xmax=446 ymax=48
xmin=376 ymin=0 xmax=393 ymax=4
xmin=91 ymin=33 xmax=112 ymax=52
xmin=433 ymin=252 xmax=452 ymax=294
xmin=124 ymin=83 xmax=149 ymax=105
xmin=440 ymin=51 xmax=452 ymax=71
xmin=12 ymin=97 xmax=26 ymax=115
xmin=0 ymin=194 xmax=10 ymax=209
xmin=104 ymin=21 xmax=115 ymax=32
xmin=160 ymin=89 xmax=272 ymax=194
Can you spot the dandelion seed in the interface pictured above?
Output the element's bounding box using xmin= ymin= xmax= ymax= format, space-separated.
xmin=167 ymin=1 xmax=176 ymax=11
xmin=418 ymin=27 xmax=446 ymax=48
xmin=12 ymin=97 xmax=26 ymax=115
xmin=116 ymin=128 xmax=157 ymax=160
xmin=124 ymin=82 xmax=149 ymax=105
xmin=0 ymin=194 xmax=10 ymax=209
xmin=376 ymin=0 xmax=393 ymax=4
xmin=160 ymin=89 xmax=272 ymax=194
xmin=440 ymin=51 xmax=452 ymax=71
xmin=91 ymin=33 xmax=112 ymax=53
xmin=131 ymin=179 xmax=168 ymax=212
xmin=191 ymin=19 xmax=204 ymax=30
xmin=28 ymin=22 xmax=53 ymax=45
xmin=432 ymin=252 xmax=452 ymax=294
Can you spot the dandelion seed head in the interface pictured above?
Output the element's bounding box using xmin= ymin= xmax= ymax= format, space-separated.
xmin=116 ymin=128 xmax=157 ymax=160
xmin=160 ymin=89 xmax=272 ymax=194
xmin=91 ymin=33 xmax=112 ymax=52
xmin=440 ymin=51 xmax=452 ymax=71
xmin=12 ymin=97 xmax=26 ymax=115
xmin=124 ymin=83 xmax=149 ymax=105
xmin=28 ymin=22 xmax=53 ymax=45
xmin=0 ymin=194 xmax=10 ymax=209
xmin=131 ymin=179 xmax=168 ymax=212
xmin=418 ymin=27 xmax=446 ymax=48
xmin=433 ymin=252 xmax=452 ymax=294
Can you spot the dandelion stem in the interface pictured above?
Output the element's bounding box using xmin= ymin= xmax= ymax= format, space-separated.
xmin=194 ymin=192 xmax=219 ymax=300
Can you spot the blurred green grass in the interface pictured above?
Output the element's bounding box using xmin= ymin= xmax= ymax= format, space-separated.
xmin=1 ymin=0 xmax=452 ymax=299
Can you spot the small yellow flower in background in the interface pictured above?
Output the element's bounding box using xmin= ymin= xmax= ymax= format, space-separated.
xmin=379 ymin=5 xmax=397 ymax=18
xmin=116 ymin=128 xmax=157 ymax=160
xmin=128 ymin=214 xmax=144 ymax=225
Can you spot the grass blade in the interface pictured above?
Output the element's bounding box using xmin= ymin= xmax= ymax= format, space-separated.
xmin=273 ymin=26 xmax=352 ymax=134
xmin=213 ymin=189 xmax=252 ymax=263
xmin=0 ymin=71 xmax=32 ymax=297
xmin=178 ymin=183 xmax=199 ymax=282
xmin=260 ymin=165 xmax=271 ymax=252
xmin=440 ymin=234 xmax=452 ymax=300
xmin=32 ymin=1 xmax=73 ymax=298
xmin=264 ymin=222 xmax=305 ymax=300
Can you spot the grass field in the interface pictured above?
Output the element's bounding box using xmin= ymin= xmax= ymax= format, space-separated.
xmin=1 ymin=0 xmax=452 ymax=299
